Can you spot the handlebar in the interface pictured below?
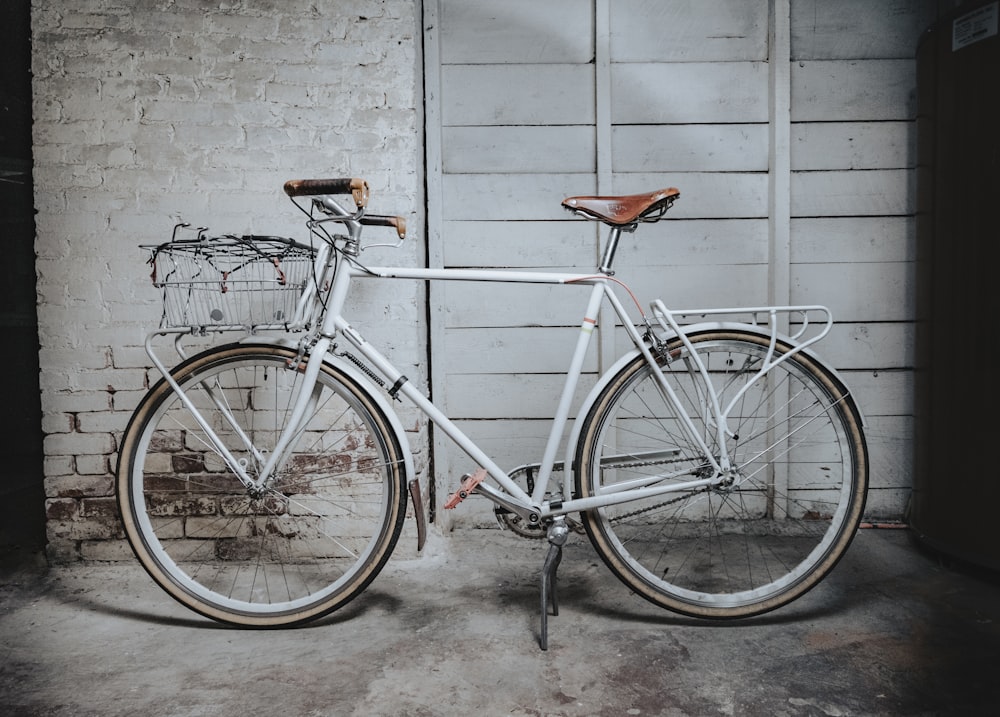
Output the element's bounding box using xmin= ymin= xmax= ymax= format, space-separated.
xmin=283 ymin=177 xmax=370 ymax=209
xmin=288 ymin=178 xmax=407 ymax=245
xmin=360 ymin=213 xmax=407 ymax=240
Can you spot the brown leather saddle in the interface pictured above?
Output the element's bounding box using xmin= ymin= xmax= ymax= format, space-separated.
xmin=562 ymin=187 xmax=680 ymax=226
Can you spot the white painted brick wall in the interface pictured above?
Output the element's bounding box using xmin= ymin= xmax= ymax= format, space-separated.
xmin=32 ymin=0 xmax=426 ymax=561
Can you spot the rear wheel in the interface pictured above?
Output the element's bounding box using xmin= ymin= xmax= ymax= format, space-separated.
xmin=116 ymin=343 xmax=407 ymax=626
xmin=575 ymin=330 xmax=868 ymax=618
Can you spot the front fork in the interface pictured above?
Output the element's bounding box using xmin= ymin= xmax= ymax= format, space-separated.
xmin=145 ymin=330 xmax=333 ymax=493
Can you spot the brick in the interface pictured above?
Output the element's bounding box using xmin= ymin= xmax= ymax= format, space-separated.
xmin=44 ymin=432 xmax=116 ymax=457
xmin=140 ymin=99 xmax=233 ymax=125
xmin=278 ymin=15 xmax=350 ymax=41
xmin=40 ymin=392 xmax=112 ymax=414
xmin=61 ymin=10 xmax=125 ymax=31
xmin=63 ymin=516 xmax=122 ymax=541
xmin=46 ymin=368 xmax=147 ymax=393
xmin=313 ymin=42 xmax=385 ymax=66
xmin=41 ymin=412 xmax=75 ymax=435
xmin=205 ymin=14 xmax=279 ymax=39
xmin=58 ymin=142 xmax=133 ymax=168
xmin=76 ymin=453 xmax=111 ymax=475
xmin=129 ymin=10 xmax=209 ymax=39
xmin=141 ymin=452 xmax=173 ymax=475
xmin=203 ymin=453 xmax=228 ymax=473
xmin=111 ymin=389 xmax=150 ymax=413
xmin=262 ymin=82 xmax=314 ymax=108
xmin=31 ymin=191 xmax=67 ymax=217
xmin=171 ymin=453 xmax=205 ymax=474
xmin=46 ymin=538 xmax=81 ymax=564
xmin=43 ymin=326 xmax=152 ymax=352
xmin=44 ymin=455 xmax=76 ymax=477
xmin=38 ymin=347 xmax=112 ymax=372
xmin=101 ymin=77 xmax=163 ymax=103
xmin=80 ymin=539 xmax=135 ymax=561
xmin=81 ymin=496 xmax=119 ymax=520
xmin=46 ymin=498 xmax=79 ymax=522
xmin=76 ymin=411 xmax=131 ymax=434
xmin=45 ymin=474 xmax=114 ymax=499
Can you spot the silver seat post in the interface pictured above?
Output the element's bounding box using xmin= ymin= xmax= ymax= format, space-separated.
xmin=598 ymin=225 xmax=631 ymax=275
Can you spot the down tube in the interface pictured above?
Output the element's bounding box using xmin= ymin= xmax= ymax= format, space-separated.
xmin=332 ymin=318 xmax=535 ymax=507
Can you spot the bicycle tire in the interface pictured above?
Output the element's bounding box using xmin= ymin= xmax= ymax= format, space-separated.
xmin=575 ymin=329 xmax=868 ymax=618
xmin=116 ymin=343 xmax=407 ymax=626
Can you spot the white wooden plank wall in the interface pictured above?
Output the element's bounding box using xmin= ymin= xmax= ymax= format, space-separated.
xmin=789 ymin=0 xmax=935 ymax=516
xmin=424 ymin=0 xmax=934 ymax=525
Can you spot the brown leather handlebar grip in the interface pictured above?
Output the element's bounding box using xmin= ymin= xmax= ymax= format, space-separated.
xmin=282 ymin=177 xmax=370 ymax=208
xmin=360 ymin=214 xmax=407 ymax=240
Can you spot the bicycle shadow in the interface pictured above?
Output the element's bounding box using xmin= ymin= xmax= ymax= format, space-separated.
xmin=51 ymin=529 xmax=905 ymax=636
xmin=462 ymin=534 xmax=890 ymax=634
xmin=45 ymin=565 xmax=405 ymax=631
xmin=568 ymin=530 xmax=922 ymax=629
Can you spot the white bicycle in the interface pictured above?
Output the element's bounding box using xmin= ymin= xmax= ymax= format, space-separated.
xmin=116 ymin=178 xmax=868 ymax=648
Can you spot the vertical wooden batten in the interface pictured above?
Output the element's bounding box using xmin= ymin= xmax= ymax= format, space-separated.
xmin=595 ymin=0 xmax=616 ymax=377
xmin=769 ymin=0 xmax=792 ymax=317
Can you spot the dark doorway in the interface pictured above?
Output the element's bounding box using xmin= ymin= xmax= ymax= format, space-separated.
xmin=1 ymin=0 xmax=45 ymax=552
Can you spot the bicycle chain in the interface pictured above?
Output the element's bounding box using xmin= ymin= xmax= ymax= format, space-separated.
xmin=601 ymin=454 xmax=712 ymax=523
xmin=608 ymin=485 xmax=711 ymax=523
xmin=498 ymin=453 xmax=709 ymax=533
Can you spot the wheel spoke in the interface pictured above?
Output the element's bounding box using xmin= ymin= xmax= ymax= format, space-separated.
xmin=117 ymin=345 xmax=406 ymax=625
xmin=577 ymin=331 xmax=867 ymax=618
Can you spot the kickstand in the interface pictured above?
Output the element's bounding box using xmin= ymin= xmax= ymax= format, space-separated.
xmin=539 ymin=519 xmax=570 ymax=651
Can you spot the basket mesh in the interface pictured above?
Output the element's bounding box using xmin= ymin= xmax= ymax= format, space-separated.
xmin=147 ymin=235 xmax=317 ymax=330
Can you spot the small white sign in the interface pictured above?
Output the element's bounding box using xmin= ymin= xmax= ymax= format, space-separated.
xmin=953 ymin=1 xmax=998 ymax=51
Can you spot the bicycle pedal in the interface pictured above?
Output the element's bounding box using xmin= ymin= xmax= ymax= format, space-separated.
xmin=443 ymin=468 xmax=487 ymax=509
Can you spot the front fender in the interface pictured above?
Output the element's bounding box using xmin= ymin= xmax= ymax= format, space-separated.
xmin=238 ymin=336 xmax=416 ymax=486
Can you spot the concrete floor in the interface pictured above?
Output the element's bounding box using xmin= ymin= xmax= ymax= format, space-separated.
xmin=1 ymin=526 xmax=998 ymax=717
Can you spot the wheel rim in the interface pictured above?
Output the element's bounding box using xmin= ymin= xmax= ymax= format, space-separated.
xmin=121 ymin=348 xmax=403 ymax=621
xmin=580 ymin=333 xmax=866 ymax=614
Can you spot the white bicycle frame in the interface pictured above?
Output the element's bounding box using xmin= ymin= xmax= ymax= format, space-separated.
xmin=144 ymin=198 xmax=834 ymax=525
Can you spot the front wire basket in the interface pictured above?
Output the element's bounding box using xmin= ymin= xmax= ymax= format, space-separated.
xmin=145 ymin=234 xmax=318 ymax=331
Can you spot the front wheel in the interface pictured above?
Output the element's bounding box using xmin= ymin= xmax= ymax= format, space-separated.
xmin=575 ymin=330 xmax=868 ymax=618
xmin=116 ymin=343 xmax=407 ymax=626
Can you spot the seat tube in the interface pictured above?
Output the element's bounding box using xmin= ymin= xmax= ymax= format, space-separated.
xmin=599 ymin=226 xmax=624 ymax=274
xmin=532 ymin=281 xmax=606 ymax=503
